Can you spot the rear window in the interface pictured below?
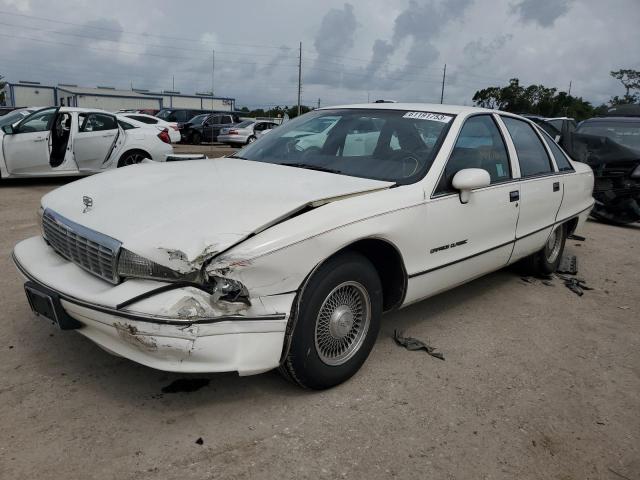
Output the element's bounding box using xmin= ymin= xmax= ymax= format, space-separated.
xmin=502 ymin=117 xmax=554 ymax=177
xmin=235 ymin=120 xmax=254 ymax=128
xmin=128 ymin=115 xmax=157 ymax=124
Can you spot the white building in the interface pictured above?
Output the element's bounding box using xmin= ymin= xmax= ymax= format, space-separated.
xmin=3 ymin=81 xmax=235 ymax=112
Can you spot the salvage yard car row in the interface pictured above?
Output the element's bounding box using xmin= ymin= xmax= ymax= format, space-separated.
xmin=11 ymin=103 xmax=595 ymax=389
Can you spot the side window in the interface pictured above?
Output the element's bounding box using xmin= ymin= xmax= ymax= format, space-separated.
xmin=79 ymin=113 xmax=117 ymax=132
xmin=221 ymin=116 xmax=232 ymax=124
xmin=538 ymin=128 xmax=574 ymax=172
xmin=118 ymin=120 xmax=136 ymax=130
xmin=436 ymin=115 xmax=511 ymax=194
xmin=17 ymin=108 xmax=57 ymax=133
xmin=502 ymin=117 xmax=554 ymax=177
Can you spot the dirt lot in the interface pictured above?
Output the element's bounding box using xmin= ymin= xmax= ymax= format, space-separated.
xmin=0 ymin=168 xmax=638 ymax=479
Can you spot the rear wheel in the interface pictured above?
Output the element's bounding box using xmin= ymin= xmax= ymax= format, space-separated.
xmin=280 ymin=252 xmax=382 ymax=389
xmin=525 ymin=223 xmax=567 ymax=276
xmin=246 ymin=135 xmax=256 ymax=144
xmin=117 ymin=150 xmax=150 ymax=168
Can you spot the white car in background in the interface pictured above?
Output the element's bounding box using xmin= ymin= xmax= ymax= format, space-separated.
xmin=119 ymin=112 xmax=181 ymax=143
xmin=0 ymin=107 xmax=173 ymax=179
xmin=218 ymin=120 xmax=279 ymax=145
xmin=12 ymin=104 xmax=594 ymax=390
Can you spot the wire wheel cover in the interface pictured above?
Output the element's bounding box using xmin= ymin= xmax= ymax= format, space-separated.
xmin=314 ymin=281 xmax=371 ymax=366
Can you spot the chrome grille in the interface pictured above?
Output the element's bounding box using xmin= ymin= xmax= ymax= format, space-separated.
xmin=42 ymin=209 xmax=122 ymax=284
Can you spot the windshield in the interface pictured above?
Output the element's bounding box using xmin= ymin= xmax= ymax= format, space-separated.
xmin=577 ymin=121 xmax=640 ymax=152
xmin=232 ymin=108 xmax=453 ymax=184
xmin=189 ymin=114 xmax=209 ymax=124
xmin=0 ymin=109 xmax=32 ymax=128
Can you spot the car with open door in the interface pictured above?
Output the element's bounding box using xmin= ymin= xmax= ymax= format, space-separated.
xmin=0 ymin=107 xmax=173 ymax=179
xmin=12 ymin=104 xmax=594 ymax=389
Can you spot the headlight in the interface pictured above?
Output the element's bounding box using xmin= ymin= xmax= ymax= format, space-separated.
xmin=631 ymin=164 xmax=640 ymax=179
xmin=208 ymin=275 xmax=250 ymax=304
xmin=117 ymin=248 xmax=196 ymax=282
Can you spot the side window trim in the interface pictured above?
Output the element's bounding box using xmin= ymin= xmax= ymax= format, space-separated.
xmin=431 ymin=113 xmax=514 ymax=197
xmin=535 ymin=125 xmax=575 ymax=172
xmin=531 ymin=123 xmax=559 ymax=173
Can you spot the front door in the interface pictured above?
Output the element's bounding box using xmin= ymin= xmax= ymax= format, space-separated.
xmin=73 ymin=112 xmax=120 ymax=171
xmin=498 ymin=116 xmax=563 ymax=261
xmin=3 ymin=107 xmax=58 ymax=175
xmin=407 ymin=114 xmax=520 ymax=302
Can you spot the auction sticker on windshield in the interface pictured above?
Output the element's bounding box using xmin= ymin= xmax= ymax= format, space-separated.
xmin=403 ymin=112 xmax=452 ymax=122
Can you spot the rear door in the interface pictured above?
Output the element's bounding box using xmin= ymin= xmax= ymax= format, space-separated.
xmin=2 ymin=107 xmax=58 ymax=175
xmin=498 ymin=116 xmax=563 ymax=261
xmin=73 ymin=112 xmax=120 ymax=171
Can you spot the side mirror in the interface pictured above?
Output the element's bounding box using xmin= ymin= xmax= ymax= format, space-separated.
xmin=2 ymin=125 xmax=14 ymax=134
xmin=452 ymin=168 xmax=490 ymax=204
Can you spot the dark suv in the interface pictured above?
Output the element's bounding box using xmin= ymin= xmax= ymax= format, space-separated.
xmin=185 ymin=112 xmax=243 ymax=144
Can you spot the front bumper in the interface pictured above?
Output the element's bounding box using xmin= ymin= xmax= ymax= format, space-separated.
xmin=13 ymin=236 xmax=294 ymax=375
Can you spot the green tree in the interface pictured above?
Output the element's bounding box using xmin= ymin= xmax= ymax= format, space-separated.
xmin=472 ymin=78 xmax=595 ymax=120
xmin=610 ymin=69 xmax=640 ymax=103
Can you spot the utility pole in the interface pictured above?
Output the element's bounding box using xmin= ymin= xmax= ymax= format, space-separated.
xmin=317 ymin=98 xmax=321 ymax=109
xmin=172 ymin=75 xmax=175 ymax=91
xmin=440 ymin=63 xmax=447 ymax=104
xmin=211 ymin=49 xmax=215 ymax=110
xmin=568 ymin=80 xmax=572 ymax=96
xmin=367 ymin=91 xmax=370 ymax=103
xmin=297 ymin=42 xmax=302 ymax=116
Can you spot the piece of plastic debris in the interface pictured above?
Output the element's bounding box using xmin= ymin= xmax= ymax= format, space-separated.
xmin=393 ymin=330 xmax=445 ymax=360
xmin=568 ymin=234 xmax=586 ymax=241
xmin=195 ymin=437 xmax=204 ymax=445
xmin=555 ymin=273 xmax=593 ymax=297
xmin=557 ymin=255 xmax=578 ymax=275
xmin=618 ymin=306 xmax=630 ymax=310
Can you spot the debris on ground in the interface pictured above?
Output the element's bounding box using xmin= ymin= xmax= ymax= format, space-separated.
xmin=393 ymin=330 xmax=445 ymax=360
xmin=555 ymin=274 xmax=593 ymax=297
xmin=568 ymin=234 xmax=586 ymax=241
xmin=557 ymin=255 xmax=578 ymax=275
xmin=195 ymin=437 xmax=204 ymax=445
xmin=161 ymin=378 xmax=211 ymax=394
xmin=520 ymin=276 xmax=554 ymax=286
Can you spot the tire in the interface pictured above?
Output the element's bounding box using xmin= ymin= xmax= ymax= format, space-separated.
xmin=280 ymin=252 xmax=383 ymax=390
xmin=191 ymin=132 xmax=202 ymax=145
xmin=525 ymin=223 xmax=567 ymax=276
xmin=117 ymin=150 xmax=150 ymax=168
xmin=246 ymin=135 xmax=256 ymax=145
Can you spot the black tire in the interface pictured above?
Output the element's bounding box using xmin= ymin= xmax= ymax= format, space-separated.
xmin=525 ymin=223 xmax=567 ymax=276
xmin=280 ymin=252 xmax=383 ymax=390
xmin=117 ymin=150 xmax=150 ymax=168
xmin=191 ymin=131 xmax=202 ymax=145
xmin=590 ymin=203 xmax=640 ymax=225
xmin=246 ymin=135 xmax=256 ymax=145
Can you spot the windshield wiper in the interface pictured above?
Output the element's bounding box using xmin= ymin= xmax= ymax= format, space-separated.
xmin=279 ymin=162 xmax=342 ymax=174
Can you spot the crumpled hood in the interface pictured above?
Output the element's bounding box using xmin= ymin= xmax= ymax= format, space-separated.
xmin=41 ymin=158 xmax=392 ymax=271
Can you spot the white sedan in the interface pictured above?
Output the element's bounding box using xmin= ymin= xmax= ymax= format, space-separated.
xmin=12 ymin=104 xmax=594 ymax=389
xmin=118 ymin=112 xmax=181 ymax=143
xmin=0 ymin=107 xmax=173 ymax=179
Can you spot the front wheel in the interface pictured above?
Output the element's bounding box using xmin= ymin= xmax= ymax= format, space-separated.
xmin=191 ymin=131 xmax=202 ymax=145
xmin=525 ymin=223 xmax=567 ymax=276
xmin=280 ymin=252 xmax=382 ymax=389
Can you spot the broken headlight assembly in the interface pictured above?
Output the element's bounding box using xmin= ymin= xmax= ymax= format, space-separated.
xmin=117 ymin=249 xmax=250 ymax=305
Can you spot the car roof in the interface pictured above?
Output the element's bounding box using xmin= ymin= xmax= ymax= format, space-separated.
xmin=319 ymin=103 xmax=509 ymax=117
xmin=581 ymin=116 xmax=640 ymax=124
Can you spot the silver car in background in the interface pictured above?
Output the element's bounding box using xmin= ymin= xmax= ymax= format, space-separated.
xmin=218 ymin=120 xmax=279 ymax=145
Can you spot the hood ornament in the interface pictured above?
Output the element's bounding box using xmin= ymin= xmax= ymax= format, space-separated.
xmin=82 ymin=195 xmax=93 ymax=213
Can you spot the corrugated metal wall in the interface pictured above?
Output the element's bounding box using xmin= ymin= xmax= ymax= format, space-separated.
xmin=163 ymin=95 xmax=232 ymax=110
xmin=73 ymin=95 xmax=161 ymax=111
xmin=11 ymin=85 xmax=56 ymax=107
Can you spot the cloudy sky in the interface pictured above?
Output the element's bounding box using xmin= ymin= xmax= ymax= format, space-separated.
xmin=0 ymin=0 xmax=638 ymax=108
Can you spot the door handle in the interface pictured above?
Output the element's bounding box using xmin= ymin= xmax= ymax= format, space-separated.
xmin=509 ymin=190 xmax=519 ymax=202
xmin=33 ymin=137 xmax=46 ymax=142
xmin=102 ymin=134 xmax=115 ymax=138
xmin=553 ymin=182 xmax=560 ymax=192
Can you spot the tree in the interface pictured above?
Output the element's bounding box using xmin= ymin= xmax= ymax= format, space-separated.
xmin=610 ymin=69 xmax=640 ymax=100
xmin=472 ymin=78 xmax=595 ymax=120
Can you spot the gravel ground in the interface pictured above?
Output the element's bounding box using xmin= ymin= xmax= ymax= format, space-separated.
xmin=0 ymin=171 xmax=638 ymax=480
